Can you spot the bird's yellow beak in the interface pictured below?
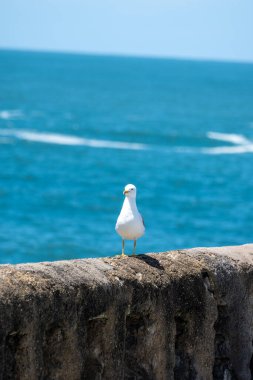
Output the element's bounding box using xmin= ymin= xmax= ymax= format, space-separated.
xmin=123 ymin=189 xmax=129 ymax=195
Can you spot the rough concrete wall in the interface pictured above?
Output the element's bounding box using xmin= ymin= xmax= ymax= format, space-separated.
xmin=0 ymin=245 xmax=252 ymax=380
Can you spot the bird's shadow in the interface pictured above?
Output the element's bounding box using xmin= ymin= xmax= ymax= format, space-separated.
xmin=133 ymin=254 xmax=164 ymax=270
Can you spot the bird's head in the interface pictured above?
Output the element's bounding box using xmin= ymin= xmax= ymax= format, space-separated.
xmin=123 ymin=184 xmax=136 ymax=198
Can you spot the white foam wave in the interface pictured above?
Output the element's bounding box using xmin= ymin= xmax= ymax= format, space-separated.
xmin=0 ymin=110 xmax=23 ymax=120
xmin=205 ymin=131 xmax=253 ymax=154
xmin=2 ymin=127 xmax=253 ymax=155
xmin=203 ymin=145 xmax=253 ymax=155
xmin=0 ymin=129 xmax=147 ymax=151
xmin=207 ymin=131 xmax=251 ymax=145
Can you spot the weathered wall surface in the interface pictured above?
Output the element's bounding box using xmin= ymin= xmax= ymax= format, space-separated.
xmin=0 ymin=245 xmax=253 ymax=380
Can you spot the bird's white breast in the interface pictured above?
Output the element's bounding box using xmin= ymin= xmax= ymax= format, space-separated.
xmin=115 ymin=198 xmax=145 ymax=240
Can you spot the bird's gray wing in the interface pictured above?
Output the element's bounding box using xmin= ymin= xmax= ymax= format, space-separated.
xmin=141 ymin=214 xmax=145 ymax=227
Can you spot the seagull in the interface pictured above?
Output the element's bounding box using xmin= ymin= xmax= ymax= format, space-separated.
xmin=115 ymin=184 xmax=145 ymax=256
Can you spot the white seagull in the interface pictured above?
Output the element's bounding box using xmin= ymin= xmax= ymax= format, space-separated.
xmin=115 ymin=184 xmax=145 ymax=256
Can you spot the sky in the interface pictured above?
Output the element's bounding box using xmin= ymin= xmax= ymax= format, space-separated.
xmin=0 ymin=0 xmax=253 ymax=62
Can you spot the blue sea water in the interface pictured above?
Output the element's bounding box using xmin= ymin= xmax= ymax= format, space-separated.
xmin=0 ymin=49 xmax=253 ymax=264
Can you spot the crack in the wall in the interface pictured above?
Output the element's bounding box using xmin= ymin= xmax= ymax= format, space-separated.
xmin=124 ymin=311 xmax=154 ymax=380
xmin=85 ymin=318 xmax=107 ymax=379
xmin=250 ymin=356 xmax=253 ymax=380
xmin=212 ymin=305 xmax=237 ymax=380
xmin=250 ymin=340 xmax=253 ymax=380
xmin=173 ymin=316 xmax=197 ymax=380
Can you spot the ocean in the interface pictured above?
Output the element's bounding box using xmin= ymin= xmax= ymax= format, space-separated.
xmin=0 ymin=49 xmax=253 ymax=264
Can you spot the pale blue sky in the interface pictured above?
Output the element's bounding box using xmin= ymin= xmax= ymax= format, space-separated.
xmin=1 ymin=0 xmax=253 ymax=62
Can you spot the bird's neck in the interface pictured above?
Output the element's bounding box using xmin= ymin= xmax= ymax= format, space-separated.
xmin=122 ymin=197 xmax=137 ymax=213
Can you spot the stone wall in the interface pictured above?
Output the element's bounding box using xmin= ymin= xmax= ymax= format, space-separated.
xmin=0 ymin=244 xmax=253 ymax=379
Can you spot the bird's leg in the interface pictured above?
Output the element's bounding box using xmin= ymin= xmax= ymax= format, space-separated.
xmin=132 ymin=240 xmax=137 ymax=256
xmin=121 ymin=239 xmax=125 ymax=256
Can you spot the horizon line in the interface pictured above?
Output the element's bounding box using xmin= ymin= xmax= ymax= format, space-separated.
xmin=0 ymin=46 xmax=253 ymax=65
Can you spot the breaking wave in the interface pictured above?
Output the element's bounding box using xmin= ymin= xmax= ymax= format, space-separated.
xmin=1 ymin=128 xmax=253 ymax=155
xmin=0 ymin=129 xmax=148 ymax=151
xmin=204 ymin=131 xmax=253 ymax=154
xmin=207 ymin=131 xmax=251 ymax=145
xmin=202 ymin=145 xmax=253 ymax=155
